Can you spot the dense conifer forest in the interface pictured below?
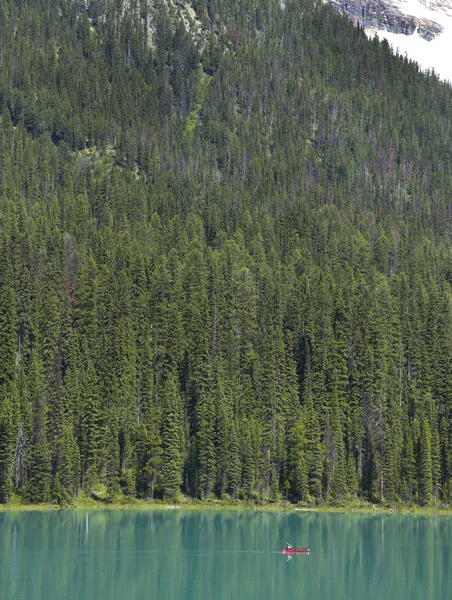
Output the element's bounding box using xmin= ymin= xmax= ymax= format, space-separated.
xmin=1 ymin=0 xmax=452 ymax=506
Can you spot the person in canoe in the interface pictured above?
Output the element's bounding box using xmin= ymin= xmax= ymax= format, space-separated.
xmin=285 ymin=543 xmax=292 ymax=550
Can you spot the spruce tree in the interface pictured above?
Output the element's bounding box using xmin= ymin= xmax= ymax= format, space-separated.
xmin=197 ymin=393 xmax=217 ymax=501
xmin=288 ymin=419 xmax=309 ymax=502
xmin=53 ymin=420 xmax=80 ymax=506
xmin=419 ymin=419 xmax=433 ymax=506
xmin=80 ymin=361 xmax=103 ymax=492
xmin=431 ymin=427 xmax=441 ymax=505
xmin=161 ymin=373 xmax=184 ymax=503
xmin=0 ymin=386 xmax=17 ymax=503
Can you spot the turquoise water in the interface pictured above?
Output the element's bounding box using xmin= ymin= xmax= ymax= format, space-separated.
xmin=0 ymin=510 xmax=450 ymax=600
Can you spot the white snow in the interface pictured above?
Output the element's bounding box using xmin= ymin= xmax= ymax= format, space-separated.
xmin=369 ymin=0 xmax=452 ymax=84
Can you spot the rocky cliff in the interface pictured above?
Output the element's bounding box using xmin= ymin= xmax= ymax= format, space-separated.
xmin=329 ymin=0 xmax=443 ymax=41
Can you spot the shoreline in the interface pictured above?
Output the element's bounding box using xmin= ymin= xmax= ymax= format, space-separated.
xmin=1 ymin=499 xmax=452 ymax=516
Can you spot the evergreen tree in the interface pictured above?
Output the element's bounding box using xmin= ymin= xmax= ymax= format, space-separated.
xmin=419 ymin=419 xmax=433 ymax=506
xmin=0 ymin=386 xmax=18 ymax=502
xmin=161 ymin=373 xmax=184 ymax=502
xmin=196 ymin=393 xmax=217 ymax=501
xmin=53 ymin=420 xmax=80 ymax=506
xmin=288 ymin=419 xmax=309 ymax=501
xmin=431 ymin=427 xmax=441 ymax=505
xmin=79 ymin=361 xmax=103 ymax=492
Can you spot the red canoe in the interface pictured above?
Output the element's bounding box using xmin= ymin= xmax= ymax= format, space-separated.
xmin=281 ymin=548 xmax=310 ymax=554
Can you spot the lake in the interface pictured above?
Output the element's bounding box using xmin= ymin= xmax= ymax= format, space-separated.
xmin=0 ymin=509 xmax=451 ymax=599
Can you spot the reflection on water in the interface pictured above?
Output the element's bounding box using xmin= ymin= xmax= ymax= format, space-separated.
xmin=0 ymin=509 xmax=451 ymax=600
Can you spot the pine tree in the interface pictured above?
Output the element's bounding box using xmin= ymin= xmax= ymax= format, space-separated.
xmin=26 ymin=349 xmax=51 ymax=504
xmin=143 ymin=416 xmax=164 ymax=500
xmin=53 ymin=420 xmax=80 ymax=506
xmin=303 ymin=394 xmax=323 ymax=500
xmin=26 ymin=431 xmax=51 ymax=504
xmin=439 ymin=417 xmax=450 ymax=500
xmin=0 ymin=246 xmax=17 ymax=387
xmin=79 ymin=361 xmax=103 ymax=492
xmin=431 ymin=427 xmax=441 ymax=505
xmin=241 ymin=419 xmax=256 ymax=500
xmin=324 ymin=388 xmax=347 ymax=501
xmin=161 ymin=373 xmax=184 ymax=502
xmin=0 ymin=243 xmax=19 ymax=503
xmin=197 ymin=392 xmax=217 ymax=501
xmin=0 ymin=386 xmax=18 ymax=503
xmin=419 ymin=419 xmax=433 ymax=506
xmin=214 ymin=376 xmax=232 ymax=498
xmin=288 ymin=419 xmax=309 ymax=501
xmin=227 ymin=418 xmax=241 ymax=499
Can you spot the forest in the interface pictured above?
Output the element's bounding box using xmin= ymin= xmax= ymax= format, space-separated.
xmin=1 ymin=0 xmax=452 ymax=507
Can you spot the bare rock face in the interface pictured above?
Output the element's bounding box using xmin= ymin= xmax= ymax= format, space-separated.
xmin=329 ymin=0 xmax=444 ymax=40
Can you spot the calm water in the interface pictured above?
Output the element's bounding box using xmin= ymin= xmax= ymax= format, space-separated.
xmin=0 ymin=509 xmax=451 ymax=600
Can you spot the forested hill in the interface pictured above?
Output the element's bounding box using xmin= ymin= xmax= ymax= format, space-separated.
xmin=1 ymin=0 xmax=452 ymax=507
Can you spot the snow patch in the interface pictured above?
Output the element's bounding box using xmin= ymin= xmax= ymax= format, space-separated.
xmin=369 ymin=0 xmax=452 ymax=83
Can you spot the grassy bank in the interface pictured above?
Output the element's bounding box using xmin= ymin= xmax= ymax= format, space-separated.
xmin=1 ymin=497 xmax=452 ymax=515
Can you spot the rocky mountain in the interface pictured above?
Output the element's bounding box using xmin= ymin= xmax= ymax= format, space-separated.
xmin=327 ymin=0 xmax=452 ymax=82
xmin=329 ymin=0 xmax=443 ymax=40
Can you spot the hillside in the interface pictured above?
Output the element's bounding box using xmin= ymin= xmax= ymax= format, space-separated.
xmin=1 ymin=0 xmax=452 ymax=506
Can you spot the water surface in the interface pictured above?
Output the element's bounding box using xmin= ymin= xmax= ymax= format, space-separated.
xmin=1 ymin=509 xmax=450 ymax=599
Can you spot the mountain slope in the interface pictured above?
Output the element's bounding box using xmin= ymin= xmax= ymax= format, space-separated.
xmin=0 ymin=0 xmax=452 ymax=506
